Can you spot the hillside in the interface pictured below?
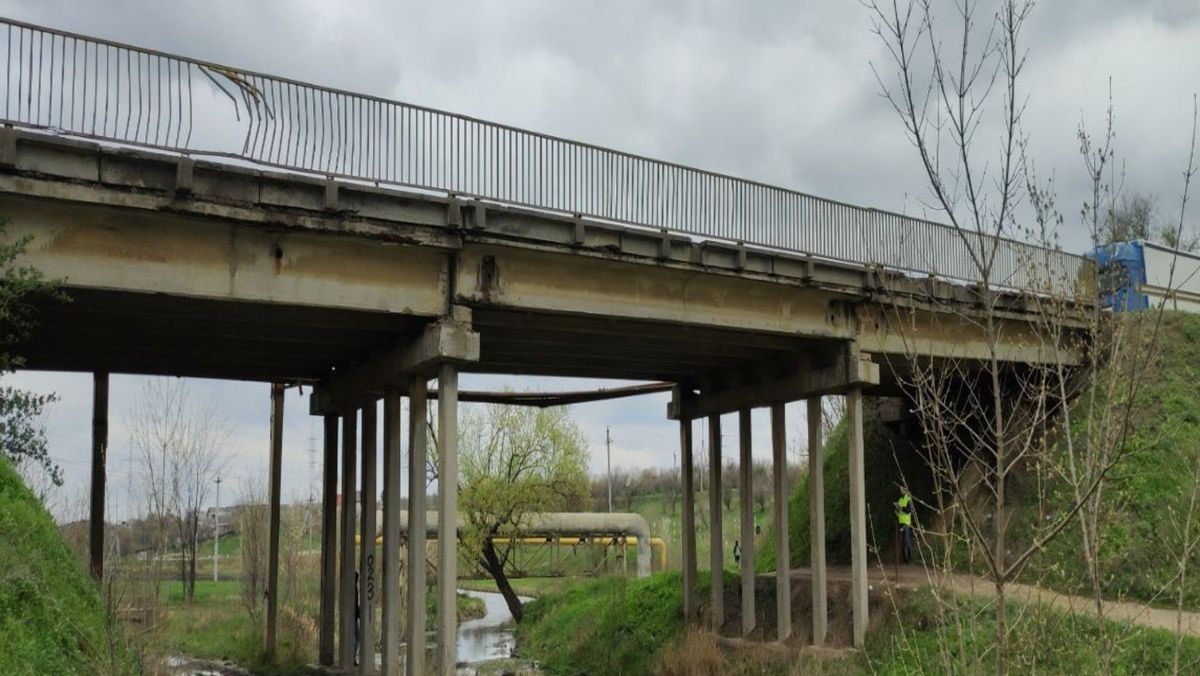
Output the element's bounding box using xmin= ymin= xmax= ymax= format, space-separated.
xmin=0 ymin=456 xmax=138 ymax=675
xmin=758 ymin=397 xmax=930 ymax=572
xmin=764 ymin=311 xmax=1200 ymax=610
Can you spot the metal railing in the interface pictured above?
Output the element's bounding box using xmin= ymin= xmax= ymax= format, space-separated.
xmin=0 ymin=17 xmax=1088 ymax=294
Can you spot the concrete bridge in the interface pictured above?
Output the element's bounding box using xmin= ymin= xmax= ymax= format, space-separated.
xmin=0 ymin=17 xmax=1088 ymax=675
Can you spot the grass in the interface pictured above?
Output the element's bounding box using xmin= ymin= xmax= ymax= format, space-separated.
xmin=758 ymin=397 xmax=919 ymax=573
xmin=0 ymin=456 xmax=139 ymax=676
xmin=1008 ymin=311 xmax=1200 ymax=609
xmin=516 ymin=571 xmax=703 ymax=675
xmin=867 ymin=586 xmax=1200 ymax=674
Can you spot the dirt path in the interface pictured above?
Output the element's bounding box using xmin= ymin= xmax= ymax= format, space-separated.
xmin=790 ymin=565 xmax=1200 ymax=638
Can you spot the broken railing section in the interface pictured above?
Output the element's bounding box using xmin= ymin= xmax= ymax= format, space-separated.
xmin=310 ymin=307 xmax=479 ymax=674
xmin=667 ymin=344 xmax=879 ymax=647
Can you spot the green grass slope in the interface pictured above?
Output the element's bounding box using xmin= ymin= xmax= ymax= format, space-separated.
xmin=0 ymin=456 xmax=138 ymax=675
xmin=516 ymin=572 xmax=697 ymax=675
xmin=1022 ymin=311 xmax=1200 ymax=608
xmin=759 ymin=397 xmax=927 ymax=572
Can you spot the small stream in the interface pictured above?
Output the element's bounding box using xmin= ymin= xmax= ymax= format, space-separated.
xmin=166 ymin=589 xmax=533 ymax=675
xmin=455 ymin=588 xmax=533 ymax=670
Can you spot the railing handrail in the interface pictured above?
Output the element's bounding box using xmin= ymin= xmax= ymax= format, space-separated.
xmin=0 ymin=16 xmax=1089 ymax=293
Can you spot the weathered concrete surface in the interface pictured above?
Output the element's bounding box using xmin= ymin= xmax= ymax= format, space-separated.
xmin=0 ymin=130 xmax=1085 ymax=389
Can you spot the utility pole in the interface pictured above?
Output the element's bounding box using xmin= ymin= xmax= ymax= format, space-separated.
xmin=606 ymin=427 xmax=613 ymax=513
xmin=213 ymin=476 xmax=222 ymax=582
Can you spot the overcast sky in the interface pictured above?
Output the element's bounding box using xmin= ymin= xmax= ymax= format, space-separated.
xmin=3 ymin=1 xmax=1198 ymax=520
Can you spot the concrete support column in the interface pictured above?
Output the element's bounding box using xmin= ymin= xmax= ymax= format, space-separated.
xmin=381 ymin=391 xmax=403 ymax=675
xmin=319 ymin=415 xmax=339 ymax=666
xmin=737 ymin=409 xmax=755 ymax=637
xmin=707 ymin=415 xmax=723 ymax=632
xmin=406 ymin=381 xmax=429 ymax=676
xmin=848 ymin=388 xmax=868 ymax=647
xmin=339 ymin=410 xmax=358 ymax=668
xmin=359 ymin=403 xmax=378 ymax=673
xmin=436 ymin=364 xmax=460 ymax=674
xmin=808 ymin=397 xmax=827 ymax=647
xmin=771 ymin=403 xmax=791 ymax=641
xmin=680 ymin=418 xmax=697 ymax=623
xmin=89 ymin=372 xmax=108 ymax=582
xmin=265 ymin=383 xmax=285 ymax=658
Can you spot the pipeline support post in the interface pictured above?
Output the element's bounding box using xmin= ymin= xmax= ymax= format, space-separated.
xmin=381 ymin=391 xmax=403 ymax=675
xmin=318 ymin=415 xmax=339 ymax=665
xmin=707 ymin=414 xmax=723 ymax=632
xmin=359 ymin=402 xmax=378 ymax=673
xmin=436 ymin=363 xmax=460 ymax=673
xmin=738 ymin=408 xmax=755 ymax=637
xmin=89 ymin=372 xmax=108 ymax=582
xmin=405 ymin=380 xmax=429 ymax=676
xmin=808 ymin=396 xmax=827 ymax=647
xmin=771 ymin=402 xmax=791 ymax=641
xmin=338 ymin=410 xmax=358 ymax=668
xmin=848 ymin=387 xmax=868 ymax=647
xmin=680 ymin=417 xmax=697 ymax=623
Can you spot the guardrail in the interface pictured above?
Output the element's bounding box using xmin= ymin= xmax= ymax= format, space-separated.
xmin=0 ymin=17 xmax=1088 ymax=293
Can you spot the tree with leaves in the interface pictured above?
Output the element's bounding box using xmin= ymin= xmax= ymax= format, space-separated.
xmin=456 ymin=404 xmax=590 ymax=622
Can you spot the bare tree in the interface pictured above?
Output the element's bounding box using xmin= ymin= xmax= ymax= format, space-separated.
xmin=128 ymin=378 xmax=231 ymax=605
xmin=864 ymin=1 xmax=1196 ymax=672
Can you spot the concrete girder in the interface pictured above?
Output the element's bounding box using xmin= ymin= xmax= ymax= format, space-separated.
xmin=0 ymin=195 xmax=450 ymax=317
xmin=311 ymin=310 xmax=480 ymax=414
xmin=668 ymin=349 xmax=880 ymax=420
xmin=455 ymin=243 xmax=852 ymax=338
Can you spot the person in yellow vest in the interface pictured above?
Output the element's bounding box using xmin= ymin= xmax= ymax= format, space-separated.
xmin=896 ymin=487 xmax=913 ymax=563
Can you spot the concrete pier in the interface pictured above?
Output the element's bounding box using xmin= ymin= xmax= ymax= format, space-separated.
xmin=738 ymin=409 xmax=755 ymax=637
xmin=707 ymin=414 xmax=723 ymax=631
xmin=359 ymin=403 xmax=378 ymax=673
xmin=319 ymin=415 xmax=339 ymax=666
xmin=405 ymin=381 xmax=429 ymax=676
xmin=265 ymin=383 xmax=284 ymax=657
xmin=680 ymin=418 xmax=697 ymax=623
xmin=848 ymin=388 xmax=868 ymax=647
xmin=771 ymin=403 xmax=790 ymax=641
xmin=339 ymin=411 xmax=358 ymax=668
xmin=381 ymin=391 xmax=403 ymax=675
xmin=89 ymin=372 xmax=108 ymax=582
xmin=436 ymin=364 xmax=460 ymax=673
xmin=808 ymin=397 xmax=827 ymax=646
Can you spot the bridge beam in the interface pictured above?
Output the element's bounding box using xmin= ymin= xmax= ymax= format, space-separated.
xmin=311 ymin=308 xmax=479 ymax=415
xmin=668 ymin=349 xmax=879 ymax=421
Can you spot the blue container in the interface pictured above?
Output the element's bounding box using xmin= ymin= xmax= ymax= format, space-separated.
xmin=1087 ymin=240 xmax=1147 ymax=311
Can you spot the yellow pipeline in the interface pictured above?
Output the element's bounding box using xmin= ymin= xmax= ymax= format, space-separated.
xmin=355 ymin=534 xmax=669 ymax=570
